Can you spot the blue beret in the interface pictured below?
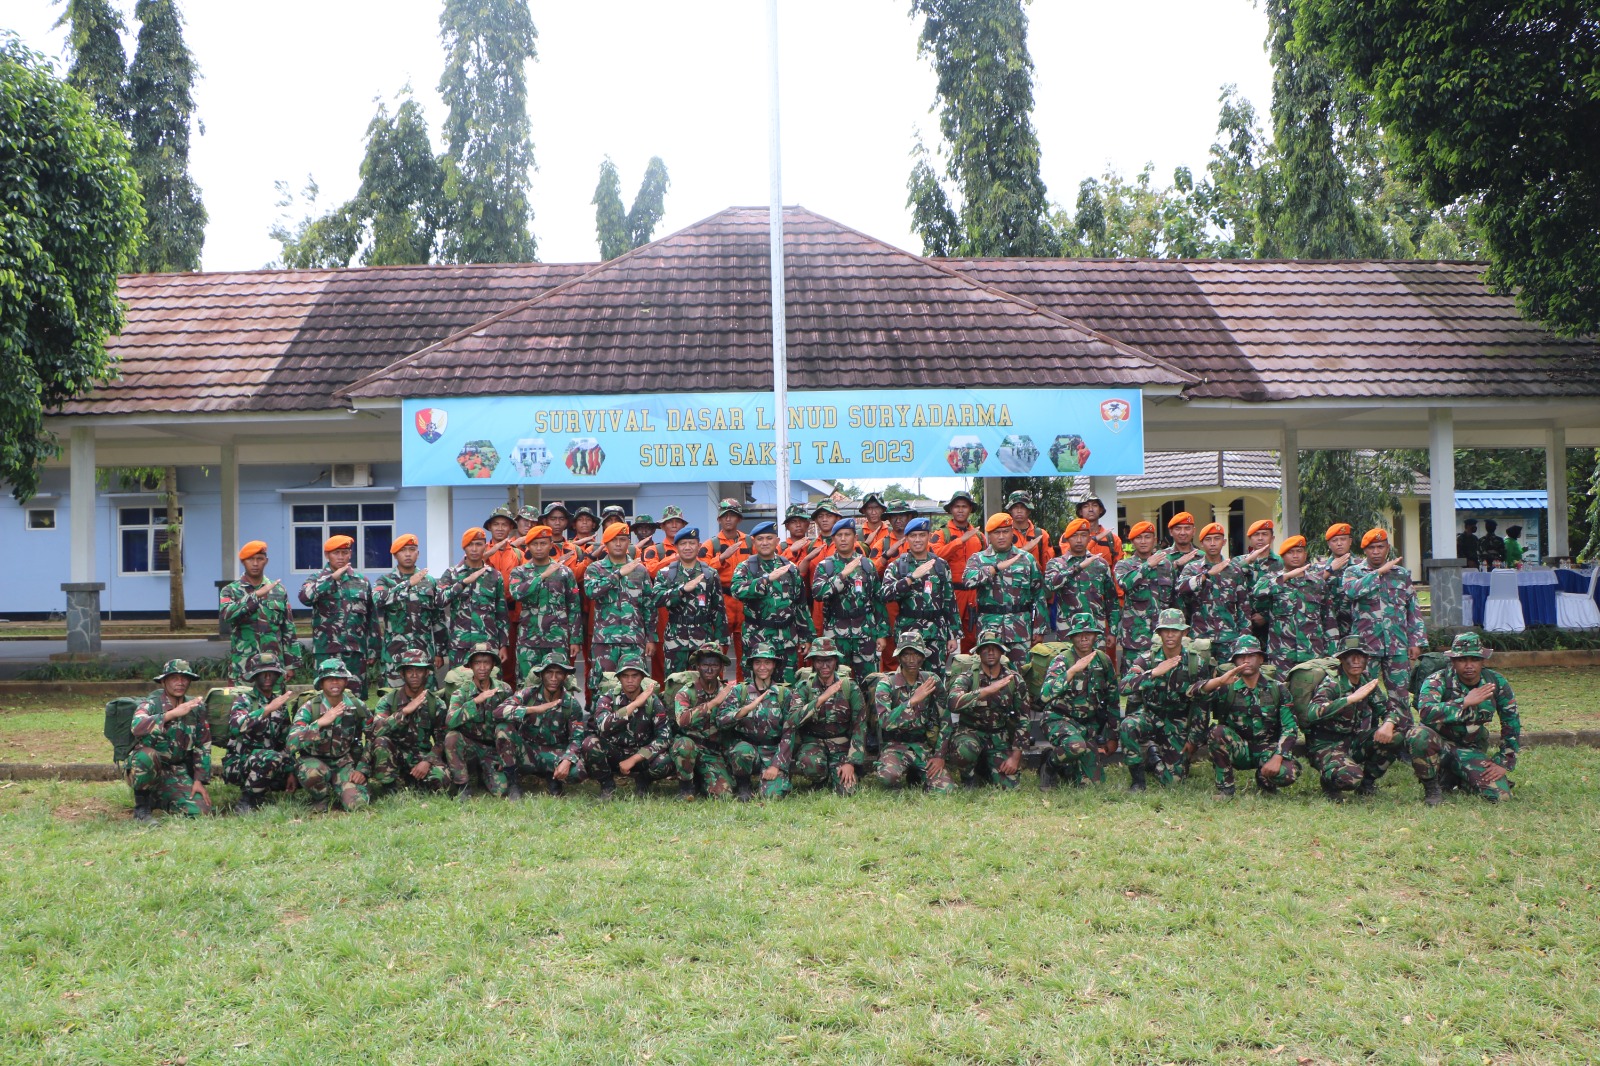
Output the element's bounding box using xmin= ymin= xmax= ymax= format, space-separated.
xmin=905 ymin=517 xmax=931 ymax=533
xmin=750 ymin=521 xmax=777 ymax=537
xmin=832 ymin=519 xmax=856 ymax=535
xmin=677 ymin=526 xmax=700 ymax=541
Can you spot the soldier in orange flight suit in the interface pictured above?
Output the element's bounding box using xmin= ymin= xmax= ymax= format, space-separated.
xmin=638 ymin=507 xmax=684 ymax=679
xmin=930 ymin=489 xmax=986 ymax=651
xmin=801 ymin=499 xmax=843 ymax=639
xmin=698 ymin=498 xmax=756 ymax=680
xmin=483 ymin=506 xmax=526 ymax=683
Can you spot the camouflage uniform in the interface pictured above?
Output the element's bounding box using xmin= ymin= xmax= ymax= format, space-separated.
xmin=222 ymin=670 xmax=294 ymax=804
xmin=1303 ymin=650 xmax=1426 ymax=795
xmin=654 ymin=557 xmax=729 ymax=674
xmin=873 ymin=646 xmax=955 ymax=793
xmin=962 ymin=547 xmax=1048 ymax=666
xmin=1413 ymin=640 xmax=1520 ymax=801
xmin=878 ymin=553 xmax=959 ymax=675
xmin=1046 ymin=552 xmax=1121 ymax=639
xmin=437 ymin=563 xmax=510 ymax=667
xmin=1205 ymin=646 xmax=1300 ymax=793
xmin=945 ymin=636 xmax=1027 ymax=788
xmin=1119 ymin=623 xmax=1210 ymax=786
xmin=1307 ymin=554 xmax=1355 ymax=637
xmin=1037 ymin=626 xmax=1119 ymax=786
xmin=373 ymin=569 xmax=447 ymax=679
xmin=1114 ymin=552 xmax=1169 ymax=658
xmin=1178 ymin=557 xmax=1253 ymax=660
xmin=1149 ymin=544 xmax=1199 ymax=612
xmin=298 ymin=567 xmax=377 ymax=693
xmin=219 ymin=577 xmax=301 ymax=683
xmin=810 ymin=550 xmax=886 ymax=682
xmin=779 ymin=653 xmax=867 ymax=794
xmin=584 ymin=555 xmax=654 ymax=693
xmin=127 ymin=662 xmax=213 ymax=817
xmin=731 ymin=554 xmax=816 ymax=684
xmin=1341 ymin=558 xmax=1426 ymax=706
xmin=368 ymin=681 xmax=449 ymax=791
xmin=443 ymin=658 xmax=521 ymax=796
xmin=287 ymin=665 xmax=371 ymax=812
xmin=516 ymin=675 xmax=588 ymax=785
xmin=1252 ymin=568 xmax=1340 ymax=671
xmin=584 ymin=683 xmax=676 ymax=785
xmin=671 ymin=670 xmax=736 ymax=796
xmin=508 ymin=558 xmax=582 ymax=684
xmin=721 ymin=668 xmax=794 ymax=799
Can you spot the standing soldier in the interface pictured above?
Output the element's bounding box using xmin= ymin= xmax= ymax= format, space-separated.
xmin=1303 ymin=637 xmax=1426 ymax=802
xmin=780 ymin=504 xmax=816 ymax=564
xmin=945 ymin=629 xmax=1027 ymax=788
xmin=733 ymin=522 xmax=815 ymax=684
xmin=810 ymin=519 xmax=887 ymax=682
xmin=1006 ymin=491 xmax=1056 ymax=574
xmin=584 ymin=652 xmax=674 ymax=798
xmin=223 ymin=653 xmax=296 ymax=814
xmin=1152 ymin=511 xmax=1201 ymax=613
xmin=1048 ymin=518 xmax=1121 ymax=652
xmin=885 ymin=500 xmax=916 ymax=548
xmin=585 ymin=522 xmax=656 ymax=696
xmin=1115 ymin=521 xmax=1167 ymax=660
xmin=1310 ymin=522 xmax=1357 ymax=638
xmin=1197 ymin=635 xmax=1300 ymax=798
xmin=483 ymin=506 xmax=525 ymax=682
xmin=438 ymin=528 xmax=510 ymax=668
xmin=801 ymin=500 xmax=842 ymax=637
xmin=1340 ymin=528 xmax=1425 ymax=707
xmin=873 ymin=634 xmax=955 ymax=794
xmin=515 ymin=654 xmax=588 ymax=796
xmin=879 ymin=517 xmax=960 ymax=674
xmin=368 ymin=650 xmax=449 ymax=793
xmin=931 ymin=489 xmax=985 ymax=650
xmin=508 ymin=525 xmax=583 ymax=685
xmin=630 ymin=513 xmax=661 ymax=560
xmin=962 ymin=513 xmax=1049 ymax=667
xmin=856 ymin=492 xmax=893 ymax=564
xmin=443 ymin=643 xmax=521 ymax=799
xmin=1066 ymin=496 xmax=1122 ymax=570
xmin=220 ymin=541 xmax=302 ymax=683
xmin=778 ymin=637 xmax=867 ymax=795
xmin=1037 ymin=613 xmax=1119 ymax=789
xmin=373 ymin=533 xmax=447 ymax=680
xmin=127 ymin=659 xmax=212 ymax=821
xmin=644 ymin=505 xmax=692 ymax=677
xmin=670 ymin=644 xmax=737 ymax=799
xmin=1118 ymin=609 xmax=1209 ymax=791
xmin=723 ymin=643 xmax=794 ymax=801
xmin=541 ymin=502 xmax=573 ymax=558
xmin=288 ymin=659 xmax=370 ymax=813
xmin=1241 ymin=519 xmax=1283 ymax=642
xmin=298 ymin=535 xmax=377 ymax=695
xmin=1252 ymin=534 xmax=1339 ymax=672
xmin=699 ymin=499 xmax=756 ymax=676
xmin=654 ymin=525 xmax=728 ymax=675
xmin=1178 ymin=522 xmax=1260 ymax=660
xmin=569 ymin=505 xmax=603 ymax=557
xmin=513 ymin=503 xmax=540 ymax=543
xmin=1413 ymin=632 xmax=1521 ymax=804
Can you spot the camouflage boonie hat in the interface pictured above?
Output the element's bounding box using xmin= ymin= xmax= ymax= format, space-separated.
xmin=485 ymin=505 xmax=517 ymax=526
xmin=717 ymin=497 xmax=744 ymax=516
xmin=1447 ymin=632 xmax=1492 ymax=660
xmin=694 ymin=641 xmax=732 ymax=665
xmin=973 ymin=628 xmax=1007 ymax=653
xmin=613 ymin=651 xmax=650 ymax=676
xmin=1154 ymin=608 xmax=1190 ymax=633
xmin=392 ymin=647 xmax=433 ymax=670
xmin=314 ymin=658 xmax=359 ymax=686
xmin=784 ymin=504 xmax=811 ymax=521
xmin=463 ymin=641 xmax=500 ymax=666
xmin=1005 ymin=490 xmax=1035 ymax=512
xmin=807 ymin=635 xmax=843 ymax=660
xmin=811 ymin=499 xmax=842 ymax=518
xmin=516 ymin=504 xmax=540 ymax=523
xmin=540 ymin=501 xmax=571 ymax=518
xmin=600 ymin=505 xmax=627 ymax=522
xmin=241 ymin=653 xmax=286 ymax=681
xmin=886 ymin=499 xmax=917 ymax=516
xmin=660 ymin=505 xmax=686 ymax=523
xmin=892 ymin=633 xmax=932 ymax=659
xmin=747 ymin=642 xmax=783 ymax=663
xmin=631 ymin=513 xmax=657 ymax=527
xmin=153 ymin=658 xmax=201 ymax=682
xmin=1063 ymin=612 xmax=1101 ymax=638
xmin=537 ymin=653 xmax=575 ymax=674
xmin=943 ymin=489 xmax=977 ymax=513
xmin=570 ymin=504 xmax=598 ymax=521
xmin=1230 ymin=634 xmax=1264 ymax=658
xmin=1334 ymin=635 xmax=1377 ymax=659
xmin=859 ymin=492 xmax=886 ymax=510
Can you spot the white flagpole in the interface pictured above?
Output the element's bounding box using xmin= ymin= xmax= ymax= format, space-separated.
xmin=767 ymin=0 xmax=791 ymax=522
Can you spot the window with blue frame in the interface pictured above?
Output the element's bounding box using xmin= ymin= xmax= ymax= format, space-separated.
xmin=119 ymin=507 xmax=182 ymax=574
xmin=291 ymin=502 xmax=394 ymax=571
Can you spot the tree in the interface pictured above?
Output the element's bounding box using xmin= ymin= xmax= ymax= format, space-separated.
xmin=592 ymin=155 xmax=671 ymax=260
xmin=1295 ymin=0 xmax=1600 ymax=337
xmin=54 ymin=0 xmax=127 ymax=124
xmin=0 ymin=36 xmax=143 ymax=502
xmin=1296 ymin=450 xmax=1422 ymax=551
xmin=125 ymin=0 xmax=205 ymax=272
xmin=436 ymin=0 xmax=539 ymax=264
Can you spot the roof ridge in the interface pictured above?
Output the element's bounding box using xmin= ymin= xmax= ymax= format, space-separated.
xmin=119 ymin=260 xmax=599 ymax=284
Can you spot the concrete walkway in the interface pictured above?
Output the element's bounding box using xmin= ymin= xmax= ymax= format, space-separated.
xmin=0 ymin=637 xmax=231 ymax=679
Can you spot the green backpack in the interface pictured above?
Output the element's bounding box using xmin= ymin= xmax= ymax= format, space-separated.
xmin=1023 ymin=641 xmax=1073 ymax=708
xmin=1286 ymin=657 xmax=1341 ymax=732
xmin=1410 ymin=652 xmax=1452 ymax=707
xmin=103 ymin=696 xmax=143 ymax=765
xmin=203 ymin=685 xmax=247 ymax=747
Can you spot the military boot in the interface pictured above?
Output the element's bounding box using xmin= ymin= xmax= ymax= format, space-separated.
xmin=735 ymin=774 xmax=753 ymax=802
xmin=597 ymin=774 xmax=616 ymax=800
xmin=1127 ymin=763 xmax=1148 ymax=792
xmin=634 ymin=774 xmax=652 ymax=798
xmin=1037 ymin=758 xmax=1058 ymax=791
xmin=233 ymin=791 xmax=261 ymax=816
xmin=545 ymin=778 xmax=564 ymax=797
xmin=1357 ymin=772 xmax=1378 ymax=797
xmin=1423 ymin=777 xmax=1443 ymax=807
xmin=677 ymin=779 xmax=696 ymax=800
xmin=132 ymin=790 xmax=154 ymax=822
xmin=1321 ymin=778 xmax=1346 ymax=804
xmin=1214 ymin=781 xmax=1236 ymax=799
xmin=506 ymin=779 xmax=524 ymax=802
xmin=452 ymin=781 xmax=474 ymax=802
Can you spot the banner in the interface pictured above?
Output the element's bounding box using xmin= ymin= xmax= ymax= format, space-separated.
xmin=401 ymin=388 xmax=1142 ymax=486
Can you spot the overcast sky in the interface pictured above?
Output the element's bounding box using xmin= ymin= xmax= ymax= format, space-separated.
xmin=9 ymin=1 xmax=1274 ymax=270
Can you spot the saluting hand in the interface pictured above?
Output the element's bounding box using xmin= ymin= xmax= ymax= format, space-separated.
xmin=1282 ymin=566 xmax=1308 ymax=580
xmin=409 ymin=569 xmax=429 ymax=586
xmin=912 ymin=559 xmax=937 ymax=580
xmin=1463 ymin=682 xmax=1498 ymax=708
xmin=1150 ymin=655 xmax=1183 ymax=678
xmin=165 ymin=697 xmax=203 ymax=721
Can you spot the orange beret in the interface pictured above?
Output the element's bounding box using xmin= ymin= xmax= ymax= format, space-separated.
xmin=1324 ymin=522 xmax=1353 ymax=541
xmin=1167 ymin=511 xmax=1195 ymax=529
xmin=1198 ymin=523 xmax=1225 ymax=540
xmin=237 ymin=540 xmax=267 ymax=561
xmin=984 ymin=513 xmax=1013 ymax=533
xmin=524 ymin=525 xmax=553 ymax=540
xmin=461 ymin=527 xmax=488 ymax=549
xmin=1247 ymin=519 xmax=1274 ymax=537
xmin=1063 ymin=518 xmax=1091 ymax=538
xmin=389 ymin=533 xmax=417 ymax=554
xmin=1128 ymin=521 xmax=1156 ymax=539
xmin=1361 ymin=528 xmax=1389 ymax=549
xmin=602 ymin=521 xmax=631 ymax=544
xmin=1277 ymin=535 xmax=1307 ymax=554
xmin=323 ymin=534 xmax=354 ymax=552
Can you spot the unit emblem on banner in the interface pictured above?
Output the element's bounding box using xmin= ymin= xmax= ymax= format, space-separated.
xmin=414 ymin=407 xmax=448 ymax=443
xmin=1099 ymin=398 xmax=1131 ymax=434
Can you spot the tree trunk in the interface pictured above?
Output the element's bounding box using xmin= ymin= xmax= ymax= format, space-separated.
xmin=164 ymin=465 xmax=186 ymax=631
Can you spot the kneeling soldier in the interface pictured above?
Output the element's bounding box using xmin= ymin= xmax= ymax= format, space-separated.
xmin=1118 ymin=608 xmax=1209 ymax=791
xmin=369 ymin=650 xmax=448 ymax=793
xmin=1198 ymin=635 xmax=1299 ymax=798
xmin=224 ymin=653 xmax=295 ymax=814
xmin=1304 ymin=636 xmax=1427 ymax=802
xmin=873 ymin=634 xmax=955 ymax=794
xmin=670 ymin=643 xmax=737 ymax=799
xmin=1412 ymin=632 xmax=1520 ymax=803
xmin=443 ymin=643 xmax=522 ymax=799
xmin=724 ymin=643 xmax=794 ymax=801
xmin=779 ymin=636 xmax=868 ymax=794
xmin=288 ymin=659 xmax=371 ymax=813
xmin=946 ymin=629 xmax=1027 ymax=788
xmin=517 ymin=654 xmax=588 ymax=796
xmin=1037 ymin=613 xmax=1119 ymax=789
xmin=128 ymin=658 xmax=212 ymax=821
xmin=585 ymin=653 xmax=674 ymax=798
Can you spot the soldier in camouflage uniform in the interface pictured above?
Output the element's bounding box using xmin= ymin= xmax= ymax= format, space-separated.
xmin=810 ymin=520 xmax=886 ymax=682
xmin=946 ymin=629 xmax=1027 ymax=788
xmin=733 ymin=523 xmax=815 ymax=684
xmin=671 ymin=644 xmax=736 ymax=799
xmin=1114 ymin=521 xmax=1168 ymax=659
xmin=443 ymin=643 xmax=522 ymax=799
xmin=1151 ymin=512 xmax=1201 ymax=613
xmin=288 ymin=658 xmax=371 ymax=812
xmin=1118 ymin=608 xmax=1210 ymax=790
xmin=298 ymin=534 xmax=377 ymax=695
xmin=1178 ymin=522 xmax=1261 ymax=661
xmin=1340 ymin=528 xmax=1425 ymax=709
xmin=1037 ymin=613 xmax=1119 ymax=789
xmin=778 ymin=636 xmax=867 ymax=794
xmin=1198 ymin=635 xmax=1300 ymax=797
xmin=723 ymin=643 xmax=795 ymax=801
xmin=1303 ymin=636 xmax=1429 ymax=802
xmin=653 ymin=526 xmax=728 ymax=674
xmin=872 ymin=634 xmax=955 ymax=794
xmin=373 ymin=534 xmax=447 ymax=679
xmin=368 ymin=649 xmax=449 ymax=793
xmin=127 ymin=659 xmax=212 ymax=821
xmin=508 ymin=525 xmax=583 ymax=685
xmin=438 ymin=528 xmax=511 ymax=668
xmin=584 ymin=652 xmax=674 ymax=798
xmin=223 ymin=653 xmax=296 ymax=814
xmin=1308 ymin=522 xmax=1356 ymax=638
xmin=1251 ymin=535 xmax=1339 ymax=672
xmin=1412 ymin=632 xmax=1521 ymax=804
xmin=962 ymin=513 xmax=1049 ymax=667
xmin=219 ymin=541 xmax=302 ymax=683
xmin=1048 ymin=518 xmax=1121 ymax=650
xmin=515 ymin=654 xmax=588 ymax=796
xmin=585 ymin=521 xmax=656 ymax=696
xmin=878 ymin=518 xmax=960 ymax=675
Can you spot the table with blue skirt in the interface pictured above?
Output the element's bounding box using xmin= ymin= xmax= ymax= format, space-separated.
xmin=1462 ymin=569 xmax=1558 ymax=627
xmin=1556 ymin=568 xmax=1600 ymax=605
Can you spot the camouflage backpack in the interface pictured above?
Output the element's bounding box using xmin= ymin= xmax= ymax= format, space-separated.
xmin=1409 ymin=651 xmax=1453 ymax=707
xmin=1180 ymin=636 xmax=1215 ymax=675
xmin=204 ymin=685 xmax=245 ymax=748
xmin=1023 ymin=641 xmax=1073 ymax=709
xmin=660 ymin=670 xmax=701 ymax=709
xmin=103 ymin=696 xmax=142 ymax=765
xmin=1285 ymin=657 xmax=1342 ymax=733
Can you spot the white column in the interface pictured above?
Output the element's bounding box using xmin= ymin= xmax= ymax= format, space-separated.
xmin=1089 ymin=475 xmax=1120 ymax=535
xmin=1429 ymin=409 xmax=1457 ymax=560
xmin=69 ymin=426 xmax=96 ymax=584
xmin=1546 ymin=426 xmax=1569 ymax=562
xmin=1401 ymin=495 xmax=1423 ymax=571
xmin=1279 ymin=428 xmax=1300 ymax=538
xmin=219 ymin=444 xmax=239 ymax=583
xmin=425 ymin=485 xmax=452 ymax=575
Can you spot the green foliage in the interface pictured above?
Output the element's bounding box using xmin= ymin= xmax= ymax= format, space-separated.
xmin=1295 ymin=450 xmax=1421 ymax=548
xmin=905 ymin=140 xmax=961 ymax=258
xmin=1583 ymin=451 xmax=1600 ymax=563
xmin=125 ymin=0 xmax=205 ymax=273
xmin=269 ymin=179 xmax=363 ymax=269
xmin=1294 ymin=0 xmax=1600 ymax=337
xmin=592 ymin=155 xmax=671 ymax=260
xmin=626 ymin=156 xmax=670 ymax=250
xmin=436 ymin=0 xmax=538 ymax=264
xmin=54 ymin=0 xmax=127 ymax=124
xmin=1424 ymin=627 xmax=1600 ymax=655
xmin=0 ymin=37 xmax=143 ymax=504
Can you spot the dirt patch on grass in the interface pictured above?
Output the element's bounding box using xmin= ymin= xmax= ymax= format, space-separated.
xmin=53 ymin=795 xmax=126 ymax=823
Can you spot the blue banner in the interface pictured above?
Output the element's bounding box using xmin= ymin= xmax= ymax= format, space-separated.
xmin=401 ymin=389 xmax=1143 ymax=486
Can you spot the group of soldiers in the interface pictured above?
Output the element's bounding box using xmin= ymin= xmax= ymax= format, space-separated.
xmin=122 ymin=491 xmax=1521 ymax=818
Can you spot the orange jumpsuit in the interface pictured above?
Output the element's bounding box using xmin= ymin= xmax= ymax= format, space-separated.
xmin=641 ymin=534 xmax=677 ymax=678
xmin=484 ymin=537 xmax=525 ymax=682
xmin=931 ymin=521 xmax=985 ymax=651
xmin=699 ymin=530 xmax=754 ymax=679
